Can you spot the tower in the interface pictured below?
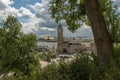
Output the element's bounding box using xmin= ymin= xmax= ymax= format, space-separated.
xmin=57 ymin=25 xmax=63 ymax=43
xmin=57 ymin=25 xmax=63 ymax=54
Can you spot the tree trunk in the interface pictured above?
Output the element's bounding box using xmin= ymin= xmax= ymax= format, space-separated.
xmin=85 ymin=0 xmax=113 ymax=65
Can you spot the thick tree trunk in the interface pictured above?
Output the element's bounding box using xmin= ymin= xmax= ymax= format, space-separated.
xmin=85 ymin=0 xmax=113 ymax=65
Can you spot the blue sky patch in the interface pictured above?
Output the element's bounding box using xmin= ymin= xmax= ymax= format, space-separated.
xmin=12 ymin=0 xmax=42 ymax=9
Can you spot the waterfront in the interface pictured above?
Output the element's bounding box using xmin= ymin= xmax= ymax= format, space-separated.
xmin=38 ymin=41 xmax=57 ymax=49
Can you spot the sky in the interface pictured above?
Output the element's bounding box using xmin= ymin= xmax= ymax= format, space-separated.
xmin=0 ymin=0 xmax=120 ymax=38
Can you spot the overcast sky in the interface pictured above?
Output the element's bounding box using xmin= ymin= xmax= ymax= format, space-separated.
xmin=0 ymin=0 xmax=120 ymax=38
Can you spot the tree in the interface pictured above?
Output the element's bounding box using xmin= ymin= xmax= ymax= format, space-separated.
xmin=49 ymin=0 xmax=116 ymax=64
xmin=104 ymin=2 xmax=120 ymax=43
xmin=85 ymin=0 xmax=114 ymax=64
xmin=98 ymin=0 xmax=120 ymax=43
xmin=0 ymin=15 xmax=38 ymax=76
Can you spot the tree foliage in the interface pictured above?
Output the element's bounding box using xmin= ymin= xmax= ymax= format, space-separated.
xmin=3 ymin=50 xmax=120 ymax=80
xmin=49 ymin=0 xmax=120 ymax=42
xmin=38 ymin=51 xmax=56 ymax=62
xmin=99 ymin=0 xmax=120 ymax=43
xmin=49 ymin=0 xmax=87 ymax=32
xmin=0 ymin=15 xmax=38 ymax=76
xmin=105 ymin=4 xmax=120 ymax=43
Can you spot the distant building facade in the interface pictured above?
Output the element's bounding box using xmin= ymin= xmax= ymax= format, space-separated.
xmin=57 ymin=25 xmax=95 ymax=54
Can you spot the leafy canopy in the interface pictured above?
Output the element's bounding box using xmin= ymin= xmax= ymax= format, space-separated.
xmin=49 ymin=0 xmax=120 ymax=42
xmin=0 ymin=15 xmax=38 ymax=75
xmin=49 ymin=0 xmax=86 ymax=32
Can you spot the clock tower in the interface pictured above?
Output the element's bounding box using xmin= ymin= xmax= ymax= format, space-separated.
xmin=57 ymin=25 xmax=63 ymax=54
xmin=57 ymin=25 xmax=63 ymax=43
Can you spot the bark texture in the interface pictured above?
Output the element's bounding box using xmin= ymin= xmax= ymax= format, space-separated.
xmin=85 ymin=0 xmax=113 ymax=64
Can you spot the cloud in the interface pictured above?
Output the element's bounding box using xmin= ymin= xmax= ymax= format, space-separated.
xmin=63 ymin=27 xmax=93 ymax=38
xmin=24 ymin=0 xmax=68 ymax=37
xmin=27 ymin=0 xmax=67 ymax=36
xmin=0 ymin=0 xmax=93 ymax=38
xmin=0 ymin=0 xmax=14 ymax=10
xmin=18 ymin=7 xmax=34 ymax=19
xmin=0 ymin=0 xmax=18 ymax=19
xmin=38 ymin=27 xmax=55 ymax=31
xmin=29 ymin=2 xmax=44 ymax=12
xmin=21 ymin=18 xmax=41 ymax=34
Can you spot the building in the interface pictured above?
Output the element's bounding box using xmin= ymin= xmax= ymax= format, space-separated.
xmin=57 ymin=25 xmax=95 ymax=54
xmin=43 ymin=36 xmax=54 ymax=40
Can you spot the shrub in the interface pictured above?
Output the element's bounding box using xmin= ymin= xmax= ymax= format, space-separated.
xmin=1 ymin=46 xmax=120 ymax=80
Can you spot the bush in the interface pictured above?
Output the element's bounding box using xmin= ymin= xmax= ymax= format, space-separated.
xmin=1 ymin=46 xmax=120 ymax=80
xmin=38 ymin=51 xmax=56 ymax=62
xmin=38 ymin=50 xmax=120 ymax=80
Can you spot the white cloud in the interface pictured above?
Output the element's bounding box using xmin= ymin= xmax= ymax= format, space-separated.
xmin=20 ymin=0 xmax=54 ymax=35
xmin=21 ymin=18 xmax=41 ymax=33
xmin=38 ymin=27 xmax=55 ymax=31
xmin=18 ymin=7 xmax=34 ymax=18
xmin=21 ymin=0 xmax=93 ymax=37
xmin=29 ymin=2 xmax=43 ymax=12
xmin=63 ymin=27 xmax=93 ymax=38
xmin=0 ymin=10 xmax=18 ymax=19
xmin=0 ymin=0 xmax=18 ymax=19
xmin=0 ymin=0 xmax=14 ymax=10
